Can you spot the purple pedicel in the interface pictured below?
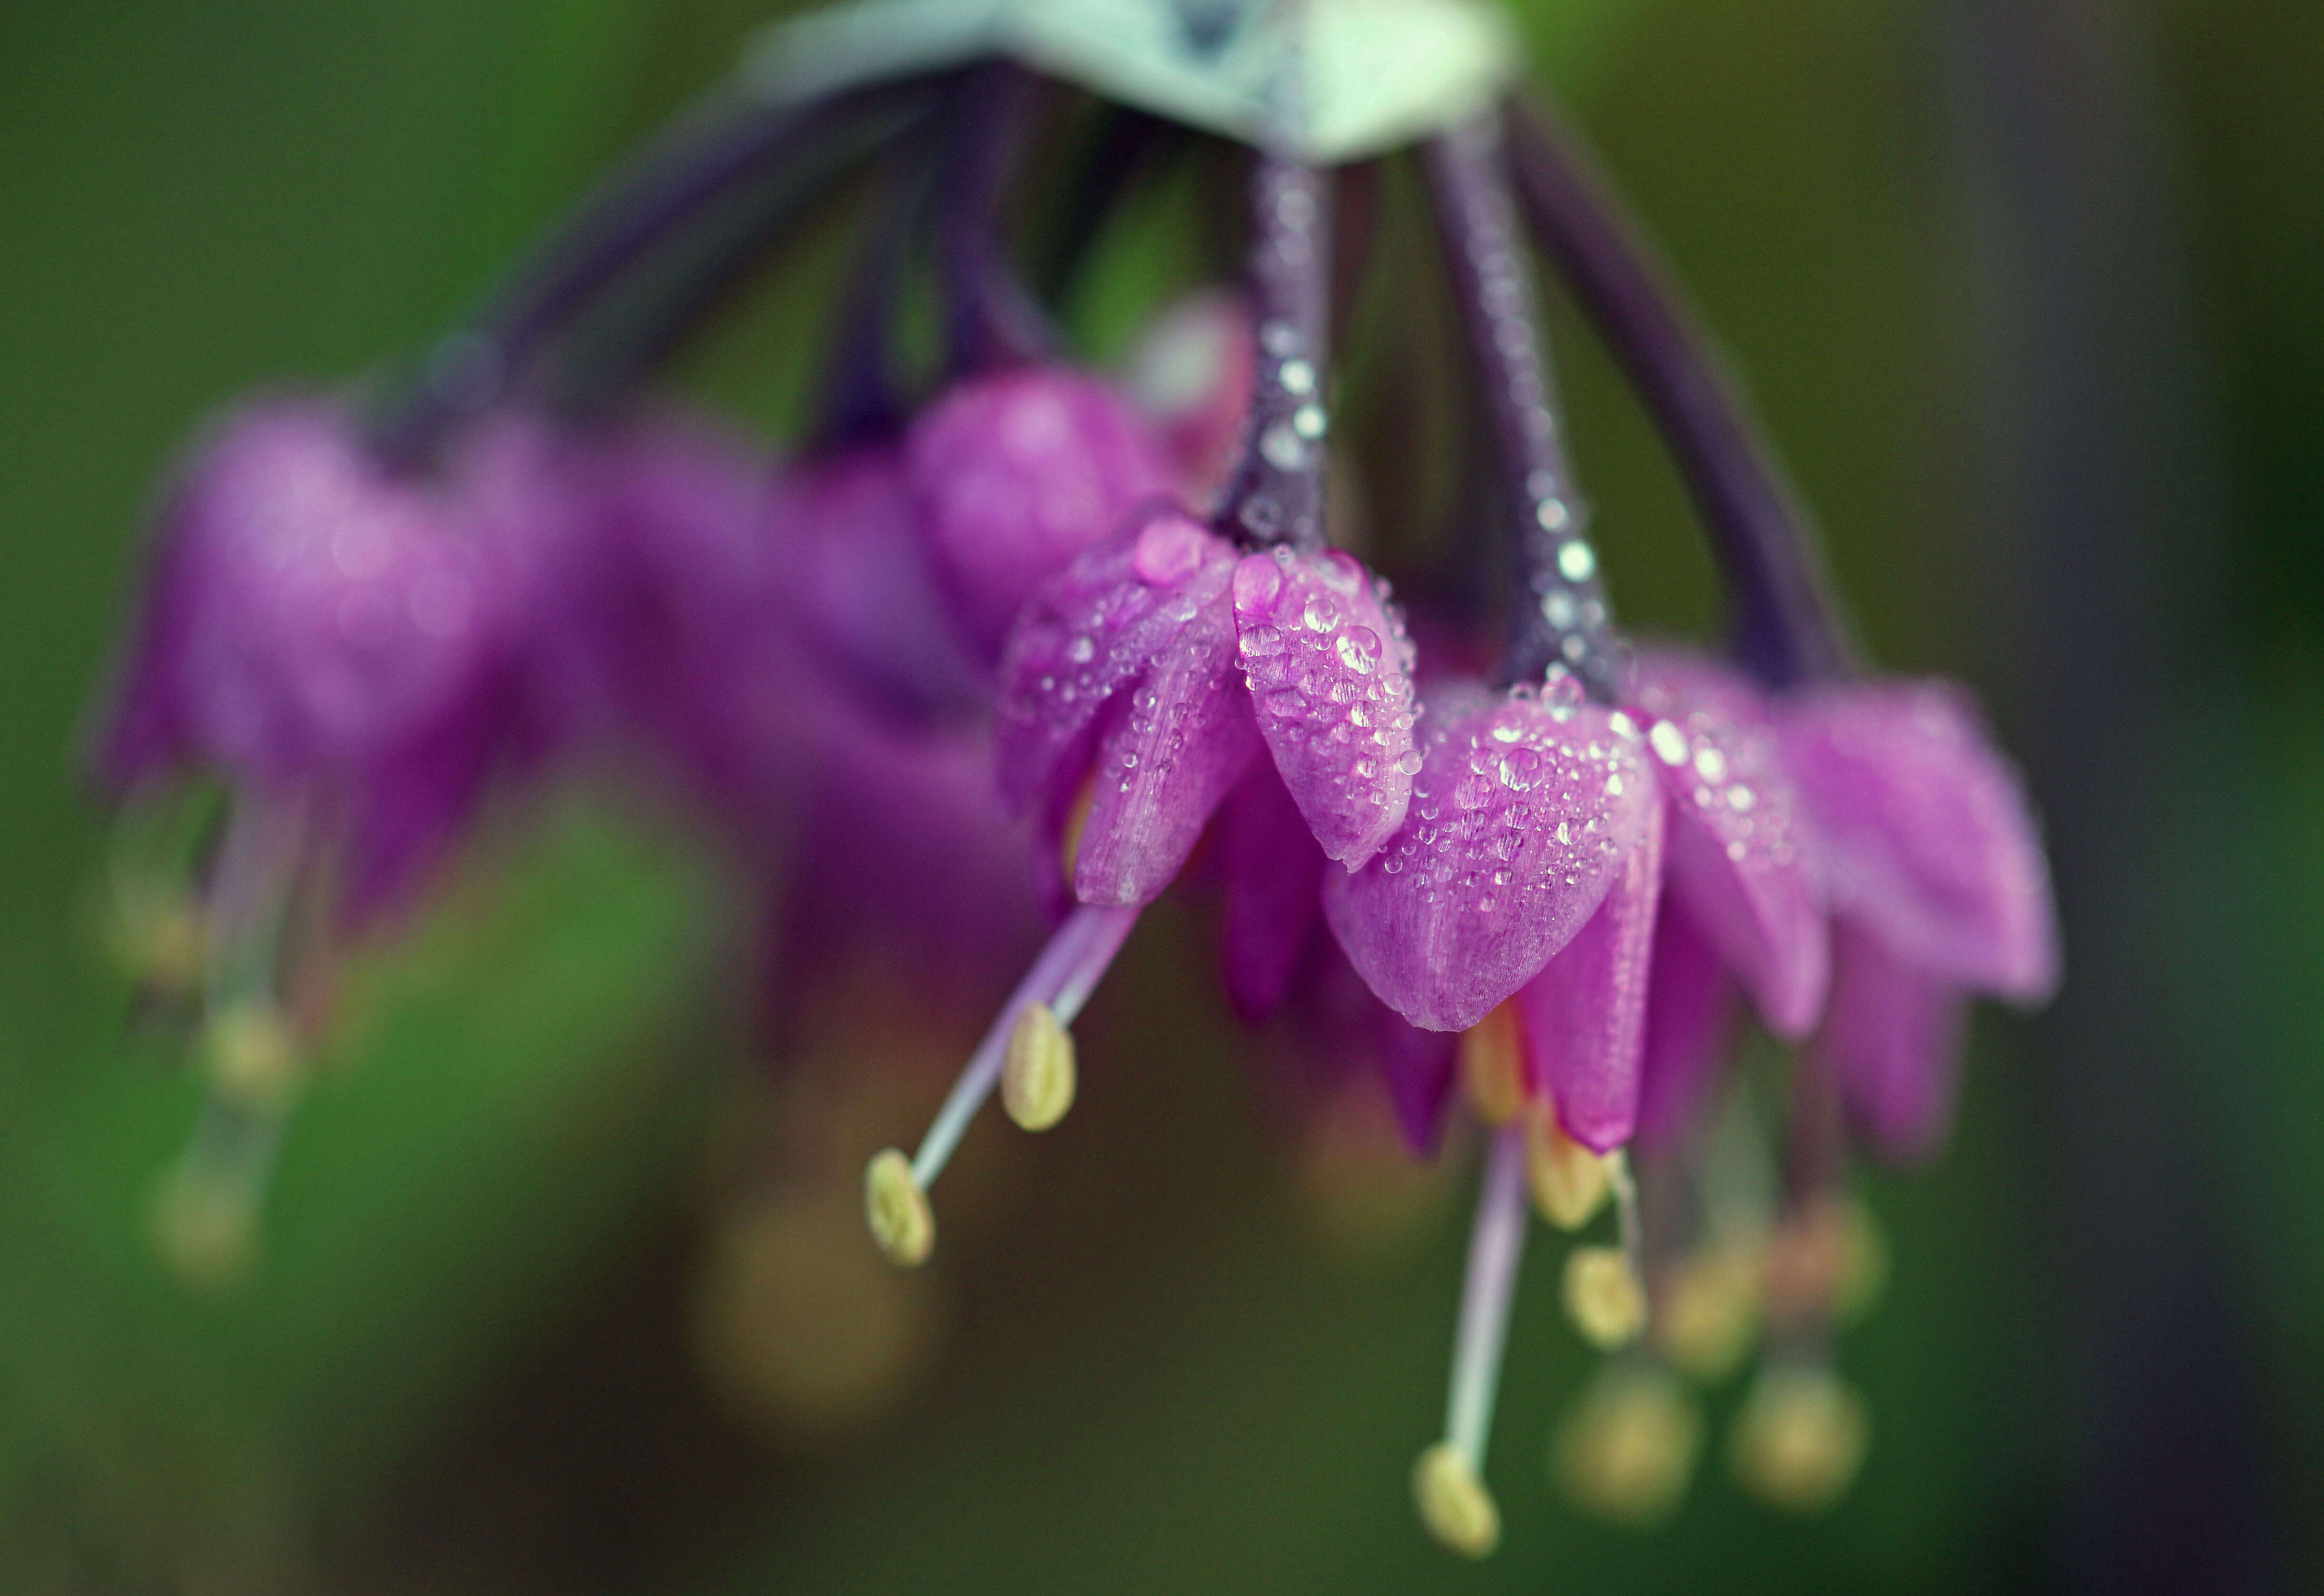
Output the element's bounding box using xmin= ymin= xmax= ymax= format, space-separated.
xmin=1632 ymin=894 xmax=1743 ymax=1148
xmin=907 ymin=366 xmax=1178 ymax=663
xmin=1322 ymin=681 xmax=1655 ymax=1035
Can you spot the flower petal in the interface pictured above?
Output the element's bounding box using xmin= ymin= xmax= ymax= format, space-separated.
xmin=1635 ymin=652 xmax=1827 ymax=1038
xmin=995 ymin=511 xmax=1240 ymax=822
xmin=1780 ymin=679 xmax=2058 ymax=1003
xmin=1514 ymin=797 xmax=1665 ymax=1152
xmin=1219 ymin=765 xmax=1330 ymax=1024
xmin=1072 ymin=575 xmax=1259 ymax=906
xmin=908 ymin=367 xmax=1176 ymax=659
xmin=1817 ymin=918 xmax=1969 ymax=1163
xmin=1233 ymin=548 xmax=1419 ymax=867
xmin=1322 ymin=683 xmax=1656 ymax=1032
xmin=1633 ymin=894 xmax=1741 ymax=1149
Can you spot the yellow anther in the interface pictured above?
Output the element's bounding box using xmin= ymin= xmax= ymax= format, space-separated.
xmin=1000 ymin=1002 xmax=1077 ymax=1131
xmin=115 ymin=894 xmax=207 ymax=994
xmin=1413 ymin=1443 xmax=1500 ymax=1558
xmin=1654 ymin=1240 xmax=1764 ymax=1384
xmin=151 ymin=1165 xmax=258 ymax=1291
xmin=1059 ymin=776 xmax=1097 ymax=885
xmin=203 ymin=1002 xmax=301 ymax=1109
xmin=1731 ymin=1367 xmax=1870 ymax=1513
xmin=864 ymin=1148 xmax=934 ymax=1267
xmin=1562 ymin=1245 xmax=1647 ymax=1350
xmin=1765 ymin=1193 xmax=1887 ymax=1330
xmin=1524 ymin=1106 xmax=1609 ymax=1230
xmin=1554 ymin=1370 xmax=1704 ymax=1527
xmin=1460 ymin=1001 xmax=1527 ymax=1127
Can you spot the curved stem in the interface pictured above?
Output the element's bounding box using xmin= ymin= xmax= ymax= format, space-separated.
xmin=1215 ymin=146 xmax=1333 ymax=549
xmin=1503 ymin=98 xmax=1850 ymax=690
xmin=368 ymin=79 xmax=928 ymax=469
xmin=1425 ymin=112 xmax=1623 ymax=700
xmin=938 ymin=62 xmax=1058 ymax=377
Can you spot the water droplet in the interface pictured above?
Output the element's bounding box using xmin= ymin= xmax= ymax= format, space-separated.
xmin=1557 ymin=541 xmax=1597 ymax=581
xmin=1261 ymin=422 xmax=1308 ymax=471
xmin=1396 ymin=749 xmax=1425 ymax=776
xmin=1545 ymin=674 xmax=1585 ymax=722
xmin=1336 ymin=627 xmax=1380 ymax=674
xmin=1067 ymin=635 xmax=1096 ymax=664
xmin=1693 ymin=746 xmax=1728 ymax=783
xmin=1303 ymin=592 xmax=1340 ymax=632
xmin=1649 ymin=721 xmax=1689 ymax=765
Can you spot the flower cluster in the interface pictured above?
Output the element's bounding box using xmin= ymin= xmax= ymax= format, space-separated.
xmin=86 ymin=2 xmax=2057 ymax=1557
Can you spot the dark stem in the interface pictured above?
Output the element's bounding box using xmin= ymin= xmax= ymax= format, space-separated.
xmin=1215 ymin=145 xmax=1332 ymax=550
xmin=1424 ymin=113 xmax=1623 ymax=701
xmin=1031 ymin=103 xmax=1178 ymax=307
xmin=542 ymin=98 xmax=937 ymax=427
xmin=368 ymin=79 xmax=928 ymax=471
xmin=811 ymin=131 xmax=943 ymax=446
xmin=1503 ymin=97 xmax=1851 ymax=690
xmin=939 ymin=62 xmax=1058 ymax=377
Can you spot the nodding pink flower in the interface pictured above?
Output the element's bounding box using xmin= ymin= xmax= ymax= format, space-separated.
xmin=1777 ymin=678 xmax=2058 ymax=1159
xmin=1627 ymin=650 xmax=1830 ymax=1145
xmin=96 ymin=396 xmax=560 ymax=923
xmin=906 ymin=366 xmax=1178 ymax=663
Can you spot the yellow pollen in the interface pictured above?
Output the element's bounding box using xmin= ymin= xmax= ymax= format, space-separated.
xmin=1563 ymin=1245 xmax=1647 ymax=1350
xmin=152 ymin=1164 xmax=258 ymax=1291
xmin=1525 ymin=1106 xmax=1609 ymax=1230
xmin=1001 ymin=1002 xmax=1076 ymax=1131
xmin=115 ymin=894 xmax=207 ymax=994
xmin=1412 ymin=1443 xmax=1500 ymax=1557
xmin=1654 ymin=1238 xmax=1764 ymax=1383
xmin=1554 ymin=1369 xmax=1704 ymax=1527
xmin=1059 ymin=775 xmax=1097 ymax=885
xmin=203 ymin=1002 xmax=301 ymax=1109
xmin=1460 ymin=1001 xmax=1527 ymax=1127
xmin=1731 ymin=1367 xmax=1870 ymax=1513
xmin=864 ymin=1148 xmax=934 ymax=1267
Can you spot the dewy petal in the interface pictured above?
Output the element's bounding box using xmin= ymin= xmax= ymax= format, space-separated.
xmin=1322 ymin=683 xmax=1656 ymax=1033
xmin=1219 ymin=764 xmax=1329 ymax=1025
xmin=1073 ymin=575 xmax=1260 ymax=905
xmin=996 ymin=511 xmax=1239 ymax=815
xmin=1633 ymin=893 xmax=1741 ymax=1149
xmin=908 ymin=366 xmax=1176 ymax=660
xmin=995 ymin=511 xmax=1256 ymax=907
xmin=1233 ymin=548 xmax=1419 ymax=868
xmin=1634 ymin=651 xmax=1827 ymax=1039
xmin=1514 ymin=796 xmax=1665 ymax=1152
xmin=1780 ymin=679 xmax=2058 ymax=1003
xmin=1817 ymin=918 xmax=1969 ymax=1164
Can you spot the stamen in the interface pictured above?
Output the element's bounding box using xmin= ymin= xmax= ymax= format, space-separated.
xmin=864 ymin=1149 xmax=933 ymax=1267
xmin=1730 ymin=1365 xmax=1870 ymax=1513
xmin=1001 ymin=1002 xmax=1075 ymax=1131
xmin=1414 ymin=1123 xmax=1529 ymax=1556
xmin=1413 ymin=1443 xmax=1500 ymax=1558
xmin=864 ymin=905 xmax=1138 ymax=1262
xmin=202 ymin=999 xmax=302 ymax=1110
xmin=1562 ymin=1246 xmax=1646 ymax=1350
xmin=1524 ymin=1101 xmax=1609 ymax=1229
xmin=152 ymin=1096 xmax=283 ymax=1291
xmin=1459 ymin=1001 xmax=1526 ymax=1127
xmin=1554 ymin=1367 xmax=1704 ymax=1526
xmin=1654 ymin=1236 xmax=1764 ymax=1383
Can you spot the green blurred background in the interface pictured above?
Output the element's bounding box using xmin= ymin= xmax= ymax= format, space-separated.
xmin=1 ymin=0 xmax=2318 ymax=1590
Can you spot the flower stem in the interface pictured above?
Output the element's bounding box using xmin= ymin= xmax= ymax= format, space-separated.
xmin=939 ymin=62 xmax=1059 ymax=378
xmin=1446 ymin=1123 xmax=1531 ymax=1466
xmin=1216 ymin=75 xmax=1333 ymax=551
xmin=1424 ymin=112 xmax=1622 ymax=700
xmin=1502 ymin=98 xmax=1851 ymax=690
xmin=368 ymin=79 xmax=927 ymax=469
